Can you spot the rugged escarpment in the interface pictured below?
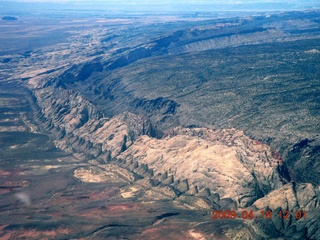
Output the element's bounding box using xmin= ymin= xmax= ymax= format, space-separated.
xmin=32 ymin=85 xmax=157 ymax=161
xmin=44 ymin=12 xmax=320 ymax=187
xmin=29 ymin=80 xmax=319 ymax=239
xmin=118 ymin=127 xmax=287 ymax=208
xmin=88 ymin=38 xmax=320 ymax=186
xmin=30 ymin=79 xmax=293 ymax=212
xmin=32 ymin=82 xmax=289 ymax=209
xmin=57 ymin=43 xmax=320 ymax=186
xmin=251 ymin=183 xmax=320 ymax=239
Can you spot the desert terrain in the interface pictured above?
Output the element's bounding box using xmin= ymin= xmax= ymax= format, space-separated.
xmin=0 ymin=7 xmax=319 ymax=239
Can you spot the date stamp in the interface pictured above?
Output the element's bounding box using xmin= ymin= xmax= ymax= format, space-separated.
xmin=212 ymin=209 xmax=307 ymax=220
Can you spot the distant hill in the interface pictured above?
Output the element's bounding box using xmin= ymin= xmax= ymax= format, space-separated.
xmin=2 ymin=16 xmax=17 ymax=21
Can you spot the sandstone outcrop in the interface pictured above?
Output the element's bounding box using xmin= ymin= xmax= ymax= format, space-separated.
xmin=32 ymin=85 xmax=157 ymax=161
xmin=251 ymin=183 xmax=320 ymax=239
xmin=119 ymin=127 xmax=287 ymax=208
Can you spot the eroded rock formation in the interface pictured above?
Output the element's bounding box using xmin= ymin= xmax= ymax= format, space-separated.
xmin=119 ymin=127 xmax=287 ymax=208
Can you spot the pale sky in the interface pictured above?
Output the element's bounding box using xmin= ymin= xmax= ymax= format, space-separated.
xmin=0 ymin=0 xmax=310 ymax=3
xmin=2 ymin=0 xmax=318 ymax=6
xmin=1 ymin=0 xmax=318 ymax=12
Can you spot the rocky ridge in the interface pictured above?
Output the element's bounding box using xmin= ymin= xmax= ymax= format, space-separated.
xmin=118 ymin=127 xmax=287 ymax=208
xmin=27 ymin=78 xmax=319 ymax=239
xmin=251 ymin=183 xmax=320 ymax=239
xmin=32 ymin=84 xmax=157 ymax=161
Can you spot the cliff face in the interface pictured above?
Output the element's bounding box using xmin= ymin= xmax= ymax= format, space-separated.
xmin=29 ymin=79 xmax=319 ymax=239
xmin=33 ymin=85 xmax=157 ymax=160
xmin=36 ymin=12 xmax=319 ymax=188
xmin=34 ymin=82 xmax=288 ymax=208
xmin=252 ymin=183 xmax=320 ymax=239
xmin=119 ymin=127 xmax=287 ymax=208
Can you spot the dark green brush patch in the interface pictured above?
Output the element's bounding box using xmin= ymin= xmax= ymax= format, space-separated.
xmin=155 ymin=212 xmax=180 ymax=220
xmin=4 ymin=220 xmax=71 ymax=231
xmin=0 ymin=121 xmax=21 ymax=127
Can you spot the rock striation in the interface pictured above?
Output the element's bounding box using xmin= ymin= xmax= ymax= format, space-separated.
xmin=251 ymin=183 xmax=320 ymax=239
xmin=119 ymin=127 xmax=287 ymax=208
xmin=32 ymin=85 xmax=157 ymax=161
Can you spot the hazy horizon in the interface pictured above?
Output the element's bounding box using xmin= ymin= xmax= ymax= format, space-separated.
xmin=1 ymin=0 xmax=319 ymax=17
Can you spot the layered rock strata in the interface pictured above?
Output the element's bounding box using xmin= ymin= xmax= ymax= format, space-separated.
xmin=32 ymin=85 xmax=156 ymax=161
xmin=118 ymin=127 xmax=287 ymax=208
xmin=251 ymin=183 xmax=320 ymax=239
xmin=29 ymin=82 xmax=319 ymax=239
